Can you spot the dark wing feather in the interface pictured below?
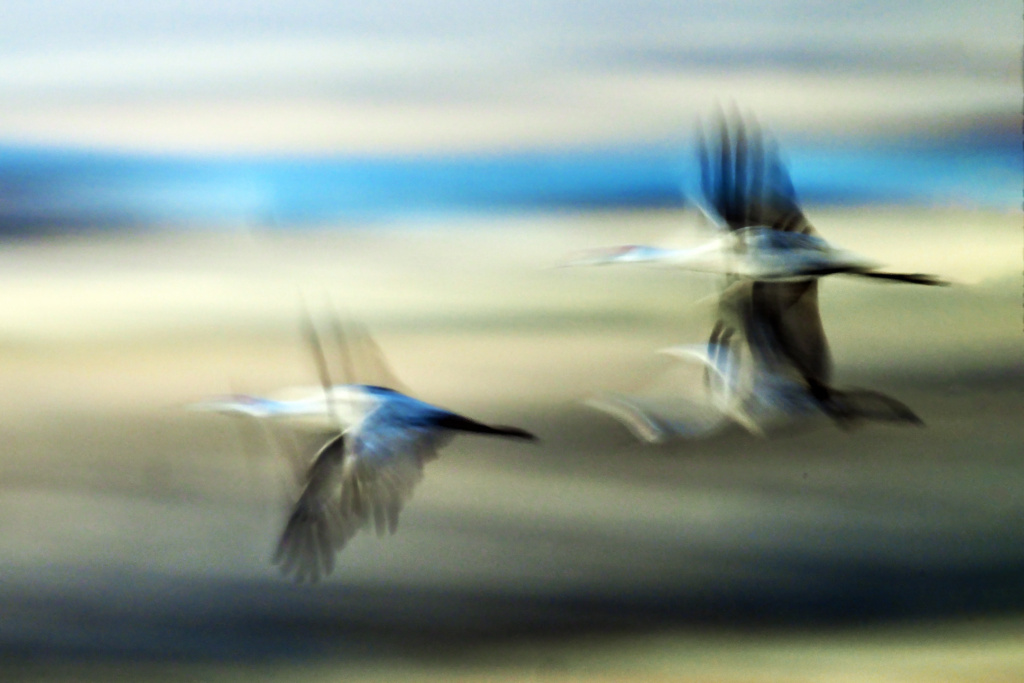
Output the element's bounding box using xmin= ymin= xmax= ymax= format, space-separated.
xmin=752 ymin=280 xmax=832 ymax=386
xmin=702 ymin=112 xmax=828 ymax=391
xmin=342 ymin=416 xmax=436 ymax=540
xmin=703 ymin=110 xmax=814 ymax=235
xmin=274 ymin=433 xmax=354 ymax=582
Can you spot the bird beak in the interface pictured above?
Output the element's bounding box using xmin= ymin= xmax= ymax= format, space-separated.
xmin=559 ymin=245 xmax=661 ymax=267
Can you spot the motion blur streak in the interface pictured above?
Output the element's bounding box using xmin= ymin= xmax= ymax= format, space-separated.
xmin=0 ymin=0 xmax=1019 ymax=681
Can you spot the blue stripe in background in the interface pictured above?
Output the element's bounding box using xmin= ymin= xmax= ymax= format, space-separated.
xmin=0 ymin=130 xmax=1016 ymax=234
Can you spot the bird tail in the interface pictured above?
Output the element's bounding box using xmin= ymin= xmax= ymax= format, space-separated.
xmin=812 ymin=383 xmax=924 ymax=429
xmin=434 ymin=414 xmax=537 ymax=441
xmin=856 ymin=271 xmax=949 ymax=286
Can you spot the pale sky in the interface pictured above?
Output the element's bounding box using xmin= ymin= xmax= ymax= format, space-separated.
xmin=0 ymin=1 xmax=1016 ymax=152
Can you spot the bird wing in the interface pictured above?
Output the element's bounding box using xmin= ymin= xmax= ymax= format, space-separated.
xmin=697 ymin=112 xmax=830 ymax=402
xmin=700 ymin=110 xmax=814 ymax=235
xmin=273 ymin=433 xmax=353 ymax=583
xmin=701 ymin=111 xmax=946 ymax=284
xmin=750 ymin=280 xmax=833 ymax=386
xmin=338 ymin=399 xmax=442 ymax=539
xmin=272 ymin=406 xmax=441 ymax=583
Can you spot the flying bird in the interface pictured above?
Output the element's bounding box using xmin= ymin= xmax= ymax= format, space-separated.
xmin=564 ymin=113 xmax=946 ymax=287
xmin=587 ymin=111 xmax=929 ymax=442
xmin=589 ymin=278 xmax=922 ymax=442
xmin=197 ymin=313 xmax=536 ymax=582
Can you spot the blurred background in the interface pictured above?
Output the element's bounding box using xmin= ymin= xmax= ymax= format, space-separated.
xmin=0 ymin=1 xmax=1020 ymax=681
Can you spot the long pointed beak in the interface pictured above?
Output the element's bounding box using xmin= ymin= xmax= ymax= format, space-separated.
xmin=559 ymin=245 xmax=671 ymax=267
xmin=185 ymin=394 xmax=281 ymax=417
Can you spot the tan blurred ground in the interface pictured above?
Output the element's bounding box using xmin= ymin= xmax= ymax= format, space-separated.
xmin=0 ymin=206 xmax=1020 ymax=680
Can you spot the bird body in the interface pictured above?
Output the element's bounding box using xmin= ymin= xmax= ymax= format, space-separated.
xmin=563 ymin=225 xmax=935 ymax=283
xmin=272 ymin=385 xmax=534 ymax=582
